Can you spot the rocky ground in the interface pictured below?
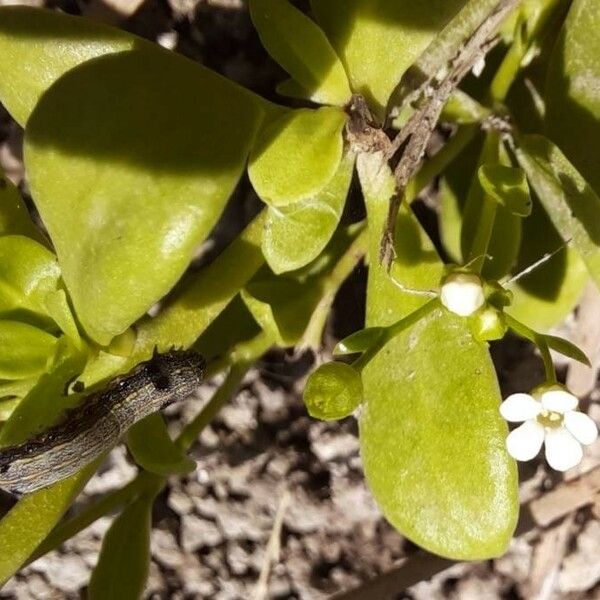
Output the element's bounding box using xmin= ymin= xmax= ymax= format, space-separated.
xmin=1 ymin=1 xmax=600 ymax=598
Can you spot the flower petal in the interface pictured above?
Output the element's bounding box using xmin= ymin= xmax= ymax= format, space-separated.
xmin=544 ymin=427 xmax=583 ymax=472
xmin=541 ymin=389 xmax=578 ymax=413
xmin=506 ymin=420 xmax=545 ymax=461
xmin=564 ymin=411 xmax=598 ymax=446
xmin=500 ymin=393 xmax=542 ymax=422
xmin=440 ymin=273 xmax=485 ymax=317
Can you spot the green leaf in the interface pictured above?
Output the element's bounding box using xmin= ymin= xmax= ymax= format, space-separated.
xmin=358 ymin=150 xmax=518 ymax=559
xmin=546 ymin=0 xmax=600 ymax=193
xmin=25 ymin=48 xmax=266 ymax=345
xmin=507 ymin=196 xmax=588 ymax=331
xmin=249 ymin=0 xmax=351 ymax=106
xmin=127 ymin=413 xmax=195 ymax=476
xmin=311 ymin=0 xmax=468 ymax=117
xmin=516 ymin=134 xmax=600 ymax=289
xmin=0 ymin=397 xmax=20 ymax=421
xmin=0 ymin=461 xmax=98 ymax=586
xmin=241 ymin=277 xmax=323 ymax=346
xmin=0 ymin=171 xmax=45 ymax=242
xmin=478 ymin=164 xmax=532 ymax=217
xmin=0 ymin=378 xmax=37 ymax=403
xmin=0 ymin=320 xmax=57 ymax=380
xmin=0 ymin=6 xmax=135 ymax=126
xmin=248 ymin=107 xmax=347 ymax=207
xmin=334 ymin=327 xmax=386 ymax=356
xmin=544 ymin=334 xmax=591 ymax=367
xmin=262 ymin=151 xmax=355 ymax=274
xmin=0 ymin=235 xmax=60 ymax=320
xmin=0 ymin=339 xmax=86 ymax=447
xmin=88 ymin=491 xmax=155 ymax=600
xmin=360 ymin=307 xmax=518 ymax=559
xmin=304 ymin=362 xmax=362 ymax=421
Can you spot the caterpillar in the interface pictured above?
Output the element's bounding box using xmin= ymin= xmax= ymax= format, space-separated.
xmin=0 ymin=350 xmax=205 ymax=495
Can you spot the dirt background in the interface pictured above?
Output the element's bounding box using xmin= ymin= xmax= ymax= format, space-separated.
xmin=1 ymin=0 xmax=600 ymax=598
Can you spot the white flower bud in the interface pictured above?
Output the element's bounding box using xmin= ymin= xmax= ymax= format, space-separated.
xmin=440 ymin=272 xmax=485 ymax=317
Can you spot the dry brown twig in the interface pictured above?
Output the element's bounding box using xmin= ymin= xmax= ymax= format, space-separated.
xmin=377 ymin=0 xmax=522 ymax=269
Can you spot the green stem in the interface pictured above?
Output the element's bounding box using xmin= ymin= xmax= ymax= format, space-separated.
xmin=504 ymin=313 xmax=557 ymax=382
xmin=467 ymin=195 xmax=497 ymax=274
xmin=353 ymin=298 xmax=439 ymax=372
xmin=302 ymin=226 xmax=369 ymax=348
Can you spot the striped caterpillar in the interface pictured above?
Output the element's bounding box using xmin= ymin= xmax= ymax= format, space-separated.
xmin=0 ymin=351 xmax=205 ymax=495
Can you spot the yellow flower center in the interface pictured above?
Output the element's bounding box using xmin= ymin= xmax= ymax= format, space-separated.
xmin=536 ymin=409 xmax=563 ymax=429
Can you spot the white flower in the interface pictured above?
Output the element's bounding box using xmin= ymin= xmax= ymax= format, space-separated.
xmin=440 ymin=272 xmax=485 ymax=317
xmin=500 ymin=388 xmax=598 ymax=472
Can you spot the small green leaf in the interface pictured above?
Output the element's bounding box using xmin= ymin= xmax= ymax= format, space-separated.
xmin=127 ymin=413 xmax=195 ymax=476
xmin=0 ymin=461 xmax=98 ymax=586
xmin=0 ymin=397 xmax=20 ymax=421
xmin=0 ymin=235 xmax=60 ymax=320
xmin=0 ymin=171 xmax=45 ymax=242
xmin=478 ymin=164 xmax=532 ymax=217
xmin=304 ymin=362 xmax=362 ymax=421
xmin=544 ymin=335 xmax=591 ymax=367
xmin=0 ymin=320 xmax=57 ymax=380
xmin=333 ymin=327 xmax=386 ymax=356
xmin=25 ymin=48 xmax=266 ymax=344
xmin=88 ymin=491 xmax=155 ymax=600
xmin=516 ymin=134 xmax=600 ymax=289
xmin=248 ymin=107 xmax=347 ymax=207
xmin=249 ymin=0 xmax=351 ymax=106
xmin=262 ymin=151 xmax=355 ymax=274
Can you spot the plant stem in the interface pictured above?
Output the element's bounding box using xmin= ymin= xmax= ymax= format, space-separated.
xmin=353 ymin=298 xmax=440 ymax=372
xmin=302 ymin=226 xmax=369 ymax=349
xmin=467 ymin=194 xmax=497 ymax=274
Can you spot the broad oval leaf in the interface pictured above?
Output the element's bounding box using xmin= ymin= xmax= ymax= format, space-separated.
xmin=304 ymin=362 xmax=362 ymax=421
xmin=0 ymin=235 xmax=60 ymax=319
xmin=516 ymin=134 xmax=600 ymax=289
xmin=0 ymin=6 xmax=135 ymax=126
xmin=249 ymin=0 xmax=351 ymax=106
xmin=0 ymin=320 xmax=57 ymax=380
xmin=478 ymin=164 xmax=532 ymax=217
xmin=358 ymin=150 xmax=518 ymax=559
xmin=88 ymin=491 xmax=155 ymax=600
xmin=310 ymin=0 xmax=468 ymax=117
xmin=262 ymin=151 xmax=355 ymax=274
xmin=248 ymin=107 xmax=347 ymax=207
xmin=127 ymin=413 xmax=195 ymax=476
xmin=360 ymin=308 xmax=518 ymax=559
xmin=546 ymin=0 xmax=600 ymax=192
xmin=25 ymin=48 xmax=265 ymax=344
